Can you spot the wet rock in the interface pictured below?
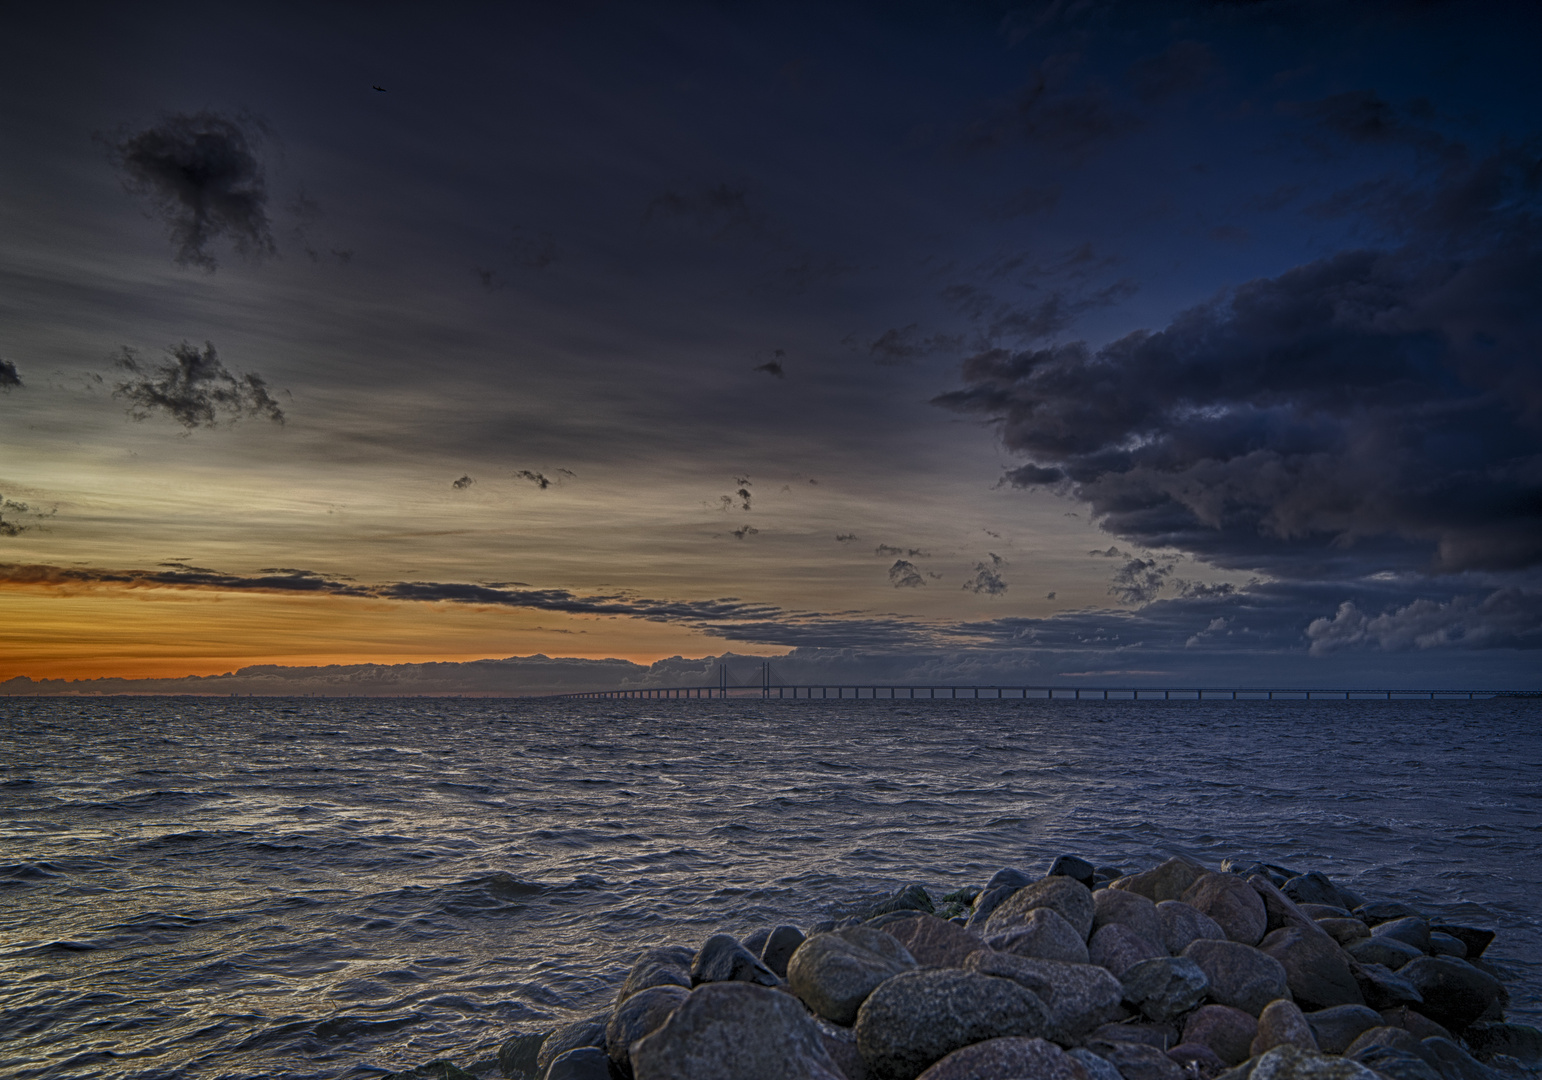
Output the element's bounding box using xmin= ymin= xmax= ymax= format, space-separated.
xmin=1282 ymin=874 xmax=1352 ymax=911
xmin=1050 ymin=855 xmax=1098 ymax=889
xmin=1347 ymin=936 xmax=1423 ymax=971
xmin=620 ymin=947 xmax=696 ymax=1000
xmin=1170 ymin=1042 xmax=1229 ymax=1078
xmin=1465 ymin=1023 xmax=1542 ymax=1067
xmin=1351 ymin=961 xmax=1425 ymax=1009
xmin=1348 ymin=1046 xmax=1442 ymax=1080
xmin=1090 ymin=1020 xmax=1181 ymax=1048
xmin=878 ymin=913 xmax=985 ymax=969
xmin=1315 ymin=919 xmax=1370 ymax=948
xmin=1185 ymin=874 xmax=1270 ymax=947
xmin=1398 ymin=957 xmax=1505 ymax=1032
xmin=1429 ymin=933 xmax=1469 ymax=959
xmin=967 ymin=870 xmax=1032 ymax=930
xmin=1112 ymin=857 xmax=1211 ymax=904
xmin=1354 ymin=901 xmax=1421 ymax=927
xmin=984 ymin=876 xmax=1097 ymax=941
xmin=1299 ymin=905 xmax=1353 ymax=921
xmin=1224 ymin=861 xmax=1299 ymax=888
xmin=787 ymin=926 xmax=918 ymax=1025
xmin=1160 ymin=900 xmax=1229 ymax=955
xmin=498 ymin=1030 xmax=548 ymax=1079
xmin=813 ymin=1017 xmax=868 ymax=1080
xmin=607 ymin=985 xmax=689 ymax=1075
xmin=1084 ymin=1040 xmax=1185 ymax=1080
xmin=1090 ymin=922 xmax=1166 ymax=977
xmin=536 ymin=1019 xmax=608 ymax=1077
xmin=1346 ymin=1026 xmax=1432 ymax=1063
xmin=631 ymin=982 xmax=844 ymax=1080
xmin=1373 ymin=917 xmax=1433 ymax=954
xmin=1228 ymin=1043 xmax=1380 ymax=1080
xmin=691 ymin=933 xmax=781 ymax=987
xmin=1304 ymin=1005 xmax=1383 ymax=1054
xmin=1185 ymin=1005 xmax=1261 ymax=1066
xmin=1252 ymin=1000 xmax=1318 ymax=1056
xmin=1122 ymin=956 xmax=1210 ymax=1023
xmin=1071 ymin=1046 xmax=1127 ymax=1080
xmin=1422 ymin=1037 xmax=1508 ymax=1080
xmin=385 ymin=1061 xmax=480 ymax=1080
xmin=1258 ymin=926 xmax=1364 ymax=1010
xmin=1430 ymin=925 xmax=1494 ymax=960
xmin=966 ymin=951 xmax=1126 ymax=1040
xmin=756 ymin=925 xmax=806 ymax=977
xmin=544 ymin=1047 xmax=611 ymax=1080
xmin=1248 ymin=877 xmax=1327 ymax=937
xmin=1095 ymin=888 xmax=1166 ymax=949
xmin=866 ymin=884 xmax=935 ymax=920
xmin=989 ymin=906 xmax=1090 ymax=964
xmin=854 ymin=968 xmax=1054 ymax=1080
xmin=1379 ymin=1007 xmax=1452 ymax=1042
xmin=915 ymin=1036 xmax=1089 ymax=1080
xmin=1183 ymin=939 xmax=1291 ymax=1016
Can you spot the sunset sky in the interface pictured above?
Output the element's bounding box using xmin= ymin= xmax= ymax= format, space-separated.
xmin=2 ymin=1 xmax=1539 ymax=688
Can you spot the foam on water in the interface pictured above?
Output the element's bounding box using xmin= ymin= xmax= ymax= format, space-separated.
xmin=1 ymin=697 xmax=1538 ymax=1079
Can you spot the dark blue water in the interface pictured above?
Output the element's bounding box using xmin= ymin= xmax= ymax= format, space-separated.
xmin=2 ymin=697 xmax=1538 ymax=1079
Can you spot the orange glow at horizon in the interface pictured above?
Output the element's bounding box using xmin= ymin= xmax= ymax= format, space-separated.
xmin=0 ymin=586 xmax=778 ymax=681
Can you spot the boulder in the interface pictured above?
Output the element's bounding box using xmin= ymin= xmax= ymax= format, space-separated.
xmin=1184 ymin=874 xmax=1269 ymax=947
xmin=1345 ymin=1026 xmax=1431 ymax=1062
xmin=760 ymin=926 xmax=806 ymax=978
xmin=1347 ymin=1047 xmax=1442 ymax=1080
xmin=1430 ymin=925 xmax=1494 ymax=959
xmin=1183 ymin=940 xmax=1291 ymax=1016
xmin=1094 ymin=888 xmax=1166 ymax=949
xmin=1282 ymin=873 xmax=1353 ymax=911
xmin=786 ymin=926 xmax=918 ymax=1025
xmin=691 ymin=934 xmax=781 ymax=987
xmin=1420 ymin=1037 xmax=1507 ymax=1080
xmin=984 ymin=876 xmax=1096 ymax=941
xmin=1170 ymin=1042 xmax=1229 ymax=1078
xmin=989 ymin=907 xmax=1090 ymax=964
xmin=877 ymin=914 xmax=985 ymax=969
xmin=1299 ymin=905 xmax=1353 ymax=921
xmin=1464 ymin=1023 xmax=1542 ymax=1067
xmin=866 ymin=883 xmax=935 ymax=920
xmin=1111 ymin=857 xmax=1210 ymax=904
xmin=620 ymin=946 xmax=696 ymax=1000
xmin=854 ymin=968 xmax=1055 ymax=1080
xmin=1248 ymin=876 xmax=1325 ymax=937
xmin=967 ymin=872 xmax=1031 ymax=931
xmin=966 ymin=951 xmax=1126 ymax=1040
xmin=497 ymin=1031 xmax=547 ymax=1080
xmin=1258 ymin=926 xmax=1364 ymax=1010
xmin=1315 ymin=919 xmax=1370 ymax=948
xmin=1350 ymin=961 xmax=1424 ymax=1011
xmin=1373 ymin=917 xmax=1433 ymax=954
xmin=630 ymin=982 xmax=845 ymax=1080
xmin=1122 ymin=957 xmax=1210 ymax=1023
xmin=1070 ymin=1047 xmax=1127 ymax=1080
xmin=544 ymin=1047 xmax=611 ymax=1080
xmin=1353 ymin=902 xmax=1420 ymax=927
xmin=1231 ymin=1044 xmax=1380 ymax=1080
xmin=536 ymin=1019 xmax=608 ymax=1077
xmin=813 ymin=1017 xmax=868 ymax=1080
xmin=1304 ymin=1005 xmax=1383 ymax=1054
xmin=1251 ymin=1000 xmax=1318 ymax=1056
xmin=1397 ymin=957 xmax=1505 ymax=1032
xmin=1379 ymin=1007 xmax=1452 ymax=1041
xmin=1049 ymin=855 xmax=1098 ymax=889
xmin=1090 ymin=922 xmax=1166 ymax=977
xmin=607 ymin=985 xmax=689 ymax=1074
xmin=1185 ymin=1005 xmax=1261 ymax=1065
xmin=1083 ymin=1040 xmax=1185 ymax=1080
xmin=1090 ymin=1020 xmax=1182 ymax=1048
xmin=1429 ymin=932 xmax=1468 ymax=959
xmin=1159 ymin=900 xmax=1229 ymax=955
xmin=915 ymin=1036 xmax=1089 ymax=1080
xmin=1347 ymin=936 xmax=1423 ymax=971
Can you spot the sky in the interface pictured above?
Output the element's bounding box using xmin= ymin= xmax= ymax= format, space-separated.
xmin=2 ymin=0 xmax=1540 ymax=691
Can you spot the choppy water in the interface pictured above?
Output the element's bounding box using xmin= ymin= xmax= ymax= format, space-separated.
xmin=2 ymin=697 xmax=1539 ymax=1079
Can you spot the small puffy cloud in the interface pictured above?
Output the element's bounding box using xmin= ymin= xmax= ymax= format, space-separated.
xmin=112 ymin=341 xmax=284 ymax=429
xmin=452 ymin=475 xmax=474 ymax=490
xmin=0 ymin=359 xmax=20 ymax=390
xmin=835 ymin=533 xmax=858 ymax=543
xmin=753 ymin=360 xmax=784 ymax=377
xmin=516 ymin=470 xmax=573 ymax=490
xmin=888 ymin=559 xmax=926 ymax=588
xmin=731 ymin=525 xmax=758 ymax=540
xmin=1109 ymin=557 xmax=1173 ymax=605
xmin=963 ymin=553 xmax=1008 ymax=595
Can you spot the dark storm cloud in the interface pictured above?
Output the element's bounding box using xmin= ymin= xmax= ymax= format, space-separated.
xmin=935 ymin=155 xmax=1542 ymax=577
xmin=106 ymin=111 xmax=274 ymax=270
xmin=452 ymin=475 xmax=474 ymax=490
xmin=0 ymin=359 xmax=20 ymax=390
xmin=112 ymin=341 xmax=284 ymax=429
xmin=962 ymin=553 xmax=1008 ymax=595
xmin=1306 ymin=587 xmax=1542 ymax=654
xmin=1127 ymin=40 xmax=1215 ymax=102
xmin=888 ymin=560 xmax=926 ymax=588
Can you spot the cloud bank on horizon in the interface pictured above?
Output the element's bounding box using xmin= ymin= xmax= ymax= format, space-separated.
xmin=0 ymin=1 xmax=1538 ymax=685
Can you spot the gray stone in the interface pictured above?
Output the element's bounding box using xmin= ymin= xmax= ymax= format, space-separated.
xmin=1429 ymin=932 xmax=1468 ymax=959
xmin=984 ymin=875 xmax=1097 ymax=941
xmin=1304 ymin=1005 xmax=1383 ymax=1055
xmin=1185 ymin=1005 xmax=1260 ymax=1066
xmin=987 ymin=867 xmax=1035 ymax=891
xmin=1349 ymin=1047 xmax=1442 ymax=1080
xmin=1258 ymin=926 xmax=1364 ymax=1010
xmin=1071 ymin=1047 xmax=1127 ymax=1080
xmin=1354 ymin=902 xmax=1421 ymax=927
xmin=1112 ymin=857 xmax=1211 ymax=904
xmin=878 ymin=913 xmax=985 ymax=968
xmin=1299 ymin=905 xmax=1354 ymax=920
xmin=1429 ymin=925 xmax=1494 ymax=959
xmin=989 ymin=906 xmax=1090 ymax=964
xmin=966 ymin=951 xmax=1126 ymax=1040
xmin=1422 ymin=1037 xmax=1508 ymax=1080
xmin=691 ymin=933 xmax=781 ymax=987
xmin=1122 ymin=957 xmax=1210 ymax=1023
xmin=1050 ymin=855 xmax=1098 ymax=888
xmin=1185 ymin=874 xmax=1270 ymax=947
xmin=967 ymin=883 xmax=1022 ymax=932
xmin=1090 ymin=1020 xmax=1181 ymax=1048
xmin=1398 ymin=957 xmax=1506 ymax=1032
xmin=607 ymin=985 xmax=688 ymax=1074
xmin=1237 ymin=1044 xmax=1381 ymax=1080
xmin=1379 ymin=1008 xmax=1453 ymax=1042
xmin=1282 ymin=873 xmax=1353 ymax=911
xmin=498 ymin=1030 xmax=547 ymax=1079
xmin=1346 ymin=1026 xmax=1431 ymax=1062
xmin=787 ymin=926 xmax=917 ymax=1025
xmin=1252 ymin=1000 xmax=1317 ymax=1056
xmin=1084 ymin=1040 xmax=1185 ymax=1080
xmin=916 ymin=1037 xmax=1089 ymax=1080
xmin=1248 ymin=877 xmax=1326 ymax=937
xmin=1352 ymin=962 xmax=1425 ymax=1008
xmin=536 ymin=1020 xmax=607 ymax=1077
xmin=1465 ymin=1023 xmax=1542 ymax=1067
xmin=1095 ymin=888 xmax=1166 ymax=949
xmin=1170 ymin=1042 xmax=1230 ymax=1078
xmin=854 ymin=968 xmax=1055 ymax=1080
xmin=813 ymin=1017 xmax=867 ymax=1080
xmin=544 ymin=1047 xmax=611 ymax=1080
xmin=1348 ymin=936 xmax=1424 ymax=971
xmin=1316 ymin=919 xmax=1370 ymax=948
xmin=620 ymin=946 xmax=696 ymax=1000
xmin=1183 ymin=939 xmax=1291 ymax=1016
xmin=1160 ymin=900 xmax=1230 ymax=955
xmin=630 ymin=982 xmax=844 ymax=1080
xmin=1374 ymin=917 xmax=1433 ymax=953
xmin=866 ymin=883 xmax=935 ymax=920
xmin=760 ymin=925 xmax=806 ymax=978
xmin=1090 ymin=922 xmax=1166 ymax=977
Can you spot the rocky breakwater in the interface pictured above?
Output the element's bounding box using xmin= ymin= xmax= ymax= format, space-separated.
xmin=383 ymin=855 xmax=1537 ymax=1080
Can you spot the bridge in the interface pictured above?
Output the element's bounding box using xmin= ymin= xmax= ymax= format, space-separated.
xmin=557 ymin=662 xmax=1521 ymax=701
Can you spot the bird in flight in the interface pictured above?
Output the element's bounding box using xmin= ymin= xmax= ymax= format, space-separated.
xmin=373 ymin=85 xmax=386 ymax=92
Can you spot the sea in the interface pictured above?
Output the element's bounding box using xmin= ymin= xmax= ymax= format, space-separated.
xmin=2 ymin=696 xmax=1539 ymax=1079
